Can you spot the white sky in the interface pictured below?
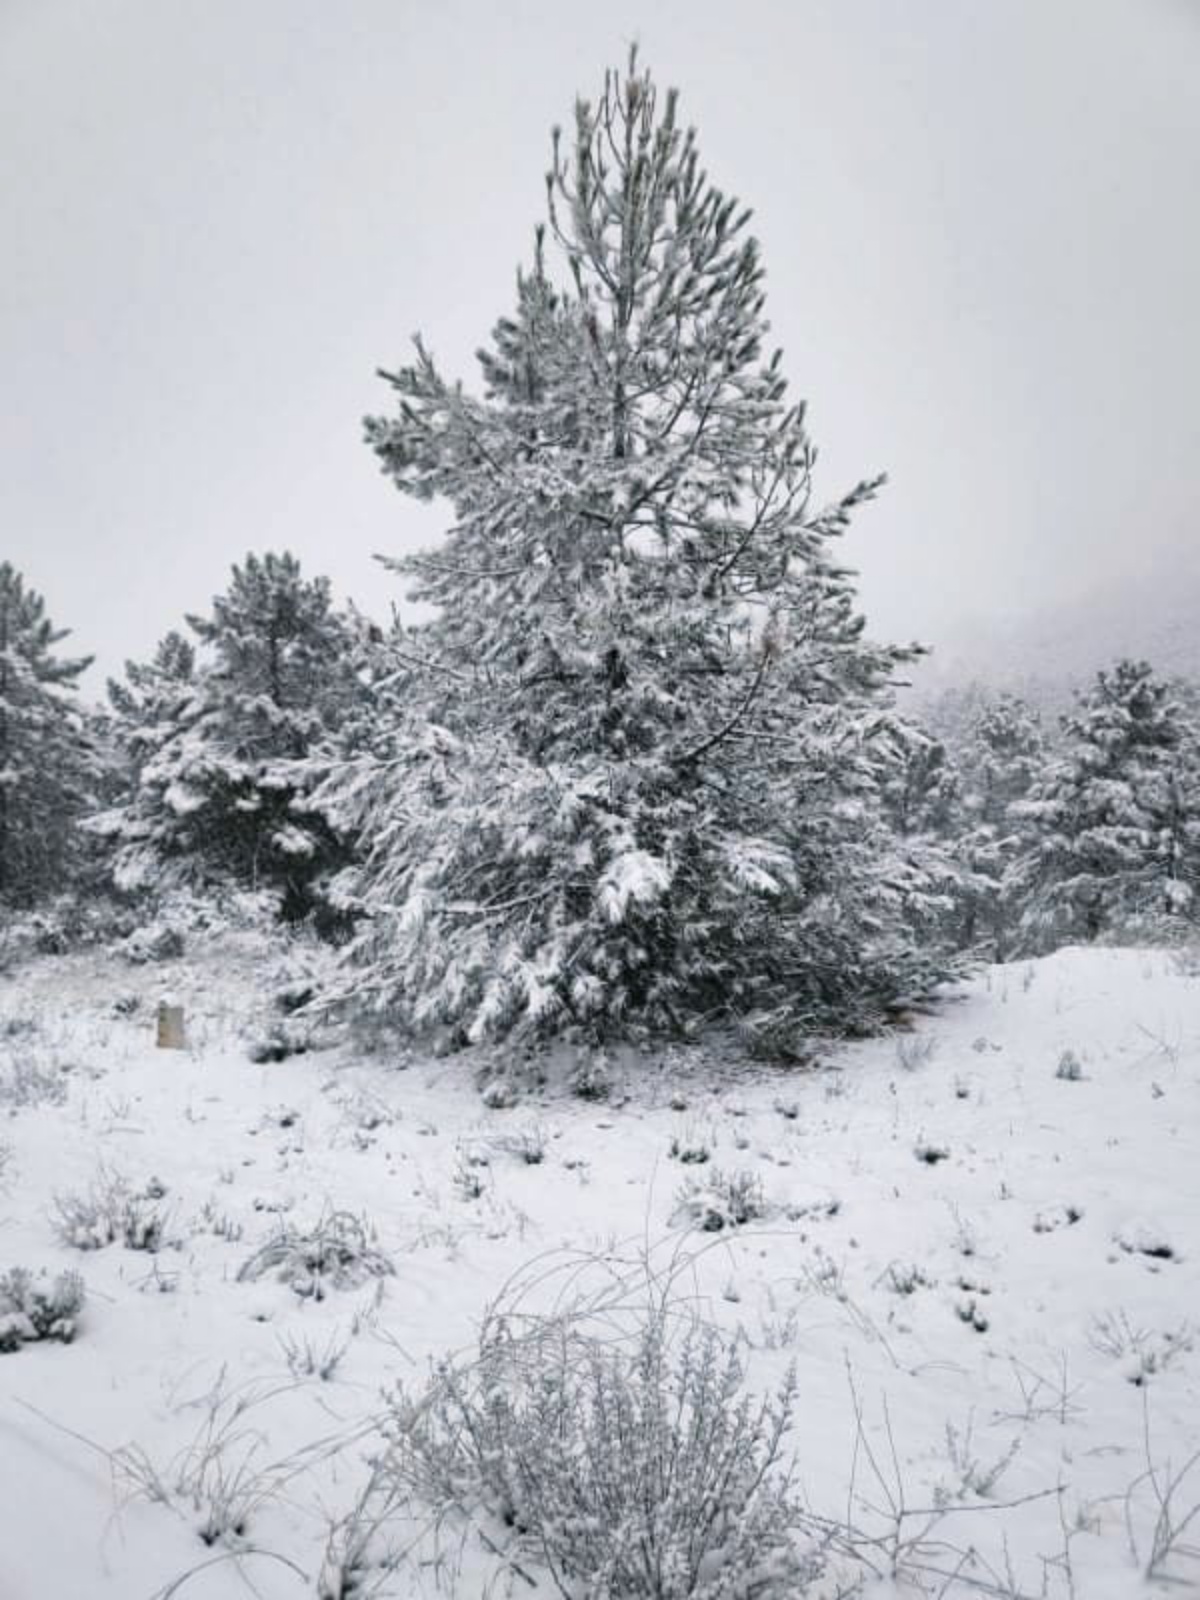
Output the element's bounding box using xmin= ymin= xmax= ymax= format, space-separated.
xmin=3 ymin=0 xmax=1198 ymax=687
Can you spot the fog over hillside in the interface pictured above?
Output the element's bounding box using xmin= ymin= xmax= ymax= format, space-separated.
xmin=911 ymin=560 xmax=1200 ymax=709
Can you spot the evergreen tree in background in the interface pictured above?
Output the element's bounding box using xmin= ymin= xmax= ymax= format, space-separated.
xmin=879 ymin=727 xmax=970 ymax=950
xmin=0 ymin=562 xmax=97 ymax=906
xmin=321 ymin=54 xmax=954 ymax=1049
xmin=882 ymin=730 xmax=963 ymax=843
xmin=97 ymin=553 xmax=358 ymax=922
xmin=1014 ymin=659 xmax=1196 ymax=949
xmin=955 ymin=693 xmax=1044 ymax=956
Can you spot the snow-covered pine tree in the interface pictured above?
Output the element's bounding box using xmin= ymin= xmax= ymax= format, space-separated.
xmin=882 ymin=730 xmax=963 ymax=842
xmin=0 ymin=563 xmax=97 ymax=907
xmin=93 ymin=628 xmax=200 ymax=892
xmin=97 ymin=554 xmax=358 ymax=922
xmin=879 ymin=726 xmax=971 ymax=950
xmin=955 ymin=693 xmax=1044 ymax=957
xmin=1014 ymin=659 xmax=1195 ymax=950
xmin=1155 ymin=682 xmax=1200 ymax=928
xmin=322 ymin=54 xmax=954 ymax=1050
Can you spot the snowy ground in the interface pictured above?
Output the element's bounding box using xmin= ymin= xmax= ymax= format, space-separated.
xmin=1 ymin=936 xmax=1198 ymax=1598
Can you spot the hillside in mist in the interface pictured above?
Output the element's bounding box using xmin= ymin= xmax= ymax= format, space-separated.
xmin=914 ymin=562 xmax=1200 ymax=708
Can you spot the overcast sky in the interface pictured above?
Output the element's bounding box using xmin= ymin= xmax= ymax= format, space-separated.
xmin=3 ymin=0 xmax=1198 ymax=688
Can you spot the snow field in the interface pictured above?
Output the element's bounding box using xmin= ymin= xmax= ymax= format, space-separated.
xmin=1 ymin=938 xmax=1198 ymax=1598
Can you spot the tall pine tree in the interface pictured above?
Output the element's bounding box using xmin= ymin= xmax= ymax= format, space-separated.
xmin=0 ymin=563 xmax=97 ymax=907
xmin=321 ymin=55 xmax=952 ymax=1048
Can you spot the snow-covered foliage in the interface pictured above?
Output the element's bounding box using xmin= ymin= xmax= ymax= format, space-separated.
xmin=387 ymin=1299 xmax=820 ymax=1599
xmin=1014 ymin=659 xmax=1200 ymax=950
xmin=319 ymin=54 xmax=955 ymax=1049
xmin=0 ymin=1267 xmax=85 ymax=1352
xmin=953 ymin=693 xmax=1046 ymax=957
xmin=0 ymin=562 xmax=98 ymax=907
xmin=96 ymin=553 xmax=362 ymax=923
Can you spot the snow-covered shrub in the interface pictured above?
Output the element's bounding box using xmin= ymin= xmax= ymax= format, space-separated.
xmin=1087 ymin=1309 xmax=1193 ymax=1385
xmin=1114 ymin=1220 xmax=1177 ymax=1262
xmin=668 ymin=1127 xmax=713 ymax=1165
xmin=0 ymin=1044 xmax=69 ymax=1111
xmin=452 ymin=1144 xmax=491 ymax=1201
xmin=0 ymin=898 xmax=134 ymax=971
xmin=0 ymin=1267 xmax=85 ymax=1351
xmin=913 ymin=1140 xmax=951 ymax=1166
xmin=246 ymin=1022 xmax=309 ymax=1064
xmin=277 ymin=1327 xmax=350 ymax=1382
xmin=480 ymin=1074 xmax=519 ymax=1109
xmin=114 ymin=1373 xmax=302 ymax=1549
xmin=570 ymin=1049 xmax=613 ymax=1102
xmin=384 ymin=1300 xmax=821 ymax=1598
xmin=119 ymin=920 xmax=186 ymax=964
xmin=673 ymin=1166 xmax=767 ymax=1232
xmin=1055 ymin=1048 xmax=1084 ymax=1081
xmin=237 ymin=1210 xmax=393 ymax=1299
xmin=884 ymin=1262 xmax=934 ymax=1297
xmin=490 ymin=1123 xmax=548 ymax=1165
xmin=274 ymin=975 xmax=318 ymax=1013
xmin=895 ymin=1032 xmax=937 ymax=1072
xmin=52 ymin=1169 xmax=168 ymax=1253
xmin=936 ymin=1416 xmax=1021 ymax=1503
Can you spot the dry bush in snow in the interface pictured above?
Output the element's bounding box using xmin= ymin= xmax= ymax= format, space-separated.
xmin=237 ymin=1210 xmax=392 ymax=1299
xmin=0 ymin=1268 xmax=85 ymax=1351
xmin=383 ymin=1278 xmax=823 ymax=1599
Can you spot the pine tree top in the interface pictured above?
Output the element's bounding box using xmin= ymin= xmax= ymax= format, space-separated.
xmin=0 ymin=562 xmax=93 ymax=688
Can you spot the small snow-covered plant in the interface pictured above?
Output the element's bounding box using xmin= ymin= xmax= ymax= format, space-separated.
xmin=338 ymin=1088 xmax=395 ymax=1135
xmin=52 ymin=1169 xmax=168 ymax=1252
xmin=1127 ymin=1401 xmax=1200 ymax=1583
xmin=913 ymin=1139 xmax=950 ymax=1166
xmin=1088 ymin=1307 xmax=1149 ymax=1360
xmin=480 ymin=1074 xmax=519 ymax=1109
xmin=490 ymin=1122 xmax=549 ymax=1166
xmin=199 ymin=1199 xmax=244 ymax=1243
xmin=0 ymin=1049 xmax=69 ymax=1110
xmin=0 ymin=1268 xmax=85 ymax=1351
xmin=119 ymin=920 xmax=185 ymax=964
xmin=895 ymin=1032 xmax=936 ymax=1072
xmin=569 ymin=1048 xmax=612 ymax=1103
xmin=947 ymin=1202 xmax=978 ymax=1257
xmin=278 ymin=1326 xmax=350 ymax=1382
xmin=884 ymin=1262 xmax=934 ymax=1297
xmin=1055 ymin=1049 xmax=1084 ymax=1081
xmin=1088 ymin=1309 xmax=1192 ymax=1384
xmin=247 ymin=1022 xmax=310 ymax=1064
xmin=237 ymin=1210 xmax=393 ymax=1299
xmin=668 ymin=1124 xmax=713 ymax=1165
xmin=936 ymin=1413 xmax=1021 ymax=1503
xmin=316 ymin=1469 xmax=403 ymax=1600
xmin=452 ymin=1144 xmax=491 ymax=1200
xmin=384 ymin=1294 xmax=822 ymax=1597
xmin=673 ymin=1166 xmax=767 ymax=1232
xmin=116 ymin=1373 xmax=299 ymax=1549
